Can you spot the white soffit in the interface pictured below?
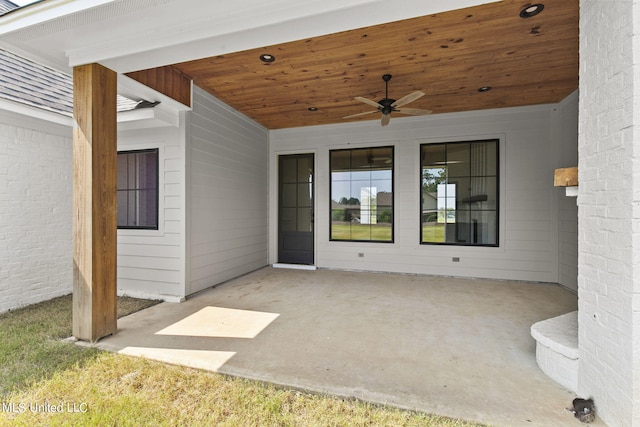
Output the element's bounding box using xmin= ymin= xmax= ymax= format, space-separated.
xmin=0 ymin=0 xmax=500 ymax=74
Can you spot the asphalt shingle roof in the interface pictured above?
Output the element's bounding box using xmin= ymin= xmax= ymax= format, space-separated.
xmin=0 ymin=0 xmax=18 ymax=16
xmin=0 ymin=49 xmax=75 ymax=115
xmin=0 ymin=49 xmax=149 ymax=116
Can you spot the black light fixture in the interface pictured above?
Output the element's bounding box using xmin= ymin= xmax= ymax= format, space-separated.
xmin=519 ymin=4 xmax=544 ymax=18
xmin=477 ymin=86 xmax=492 ymax=92
xmin=259 ymin=54 xmax=275 ymax=63
xmin=308 ymin=106 xmax=318 ymax=112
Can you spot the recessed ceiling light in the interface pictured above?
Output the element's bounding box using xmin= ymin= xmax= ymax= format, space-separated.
xmin=519 ymin=4 xmax=544 ymax=18
xmin=477 ymin=86 xmax=492 ymax=92
xmin=308 ymin=107 xmax=318 ymax=112
xmin=259 ymin=54 xmax=275 ymax=63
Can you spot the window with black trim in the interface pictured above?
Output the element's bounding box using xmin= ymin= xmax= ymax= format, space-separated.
xmin=117 ymin=149 xmax=159 ymax=230
xmin=421 ymin=140 xmax=498 ymax=246
xmin=330 ymin=146 xmax=394 ymax=242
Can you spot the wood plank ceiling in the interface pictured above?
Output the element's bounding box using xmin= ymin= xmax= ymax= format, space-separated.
xmin=169 ymin=0 xmax=578 ymax=129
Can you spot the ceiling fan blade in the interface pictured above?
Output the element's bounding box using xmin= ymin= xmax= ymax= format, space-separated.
xmin=355 ymin=96 xmax=382 ymax=109
xmin=343 ymin=110 xmax=379 ymax=119
xmin=391 ymin=90 xmax=425 ymax=108
xmin=381 ymin=114 xmax=391 ymax=126
xmin=394 ymin=107 xmax=432 ymax=116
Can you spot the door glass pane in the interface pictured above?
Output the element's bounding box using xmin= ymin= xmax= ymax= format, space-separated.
xmin=279 ymin=153 xmax=314 ymax=265
xmin=297 ymin=209 xmax=311 ymax=232
xmin=281 ymin=208 xmax=296 ymax=231
xmin=281 ymin=158 xmax=297 ymax=183
xmin=297 ymin=157 xmax=313 ymax=182
xmin=297 ymin=183 xmax=312 ymax=208
xmin=282 ymin=183 xmax=297 ymax=207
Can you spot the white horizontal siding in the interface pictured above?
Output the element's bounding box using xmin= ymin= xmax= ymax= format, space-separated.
xmin=186 ymin=86 xmax=269 ymax=294
xmin=117 ymin=124 xmax=186 ymax=301
xmin=270 ymin=96 xmax=579 ymax=284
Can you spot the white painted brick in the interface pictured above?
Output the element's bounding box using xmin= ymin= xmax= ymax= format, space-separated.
xmin=578 ymin=0 xmax=640 ymax=425
xmin=0 ymin=112 xmax=72 ymax=313
xmin=535 ymin=343 xmax=578 ymax=393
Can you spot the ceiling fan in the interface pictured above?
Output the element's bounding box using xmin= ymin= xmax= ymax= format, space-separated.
xmin=343 ymin=74 xmax=432 ymax=126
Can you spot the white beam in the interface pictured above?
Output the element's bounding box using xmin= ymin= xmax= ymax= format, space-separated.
xmin=1 ymin=0 xmax=499 ymax=74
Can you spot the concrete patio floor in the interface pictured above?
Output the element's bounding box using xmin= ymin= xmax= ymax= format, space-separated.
xmin=96 ymin=267 xmax=605 ymax=426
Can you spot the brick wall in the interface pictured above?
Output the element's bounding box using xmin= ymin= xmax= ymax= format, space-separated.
xmin=578 ymin=1 xmax=640 ymax=425
xmin=0 ymin=110 xmax=72 ymax=313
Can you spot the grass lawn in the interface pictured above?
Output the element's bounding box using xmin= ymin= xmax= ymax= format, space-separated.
xmin=331 ymin=223 xmax=392 ymax=241
xmin=0 ymin=296 xmax=486 ymax=426
xmin=330 ymin=223 xmax=447 ymax=243
xmin=422 ymin=223 xmax=446 ymax=243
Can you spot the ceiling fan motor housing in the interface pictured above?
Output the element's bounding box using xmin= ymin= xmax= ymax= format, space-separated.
xmin=343 ymin=72 xmax=430 ymax=125
xmin=378 ymin=98 xmax=396 ymax=115
xmin=379 ymin=74 xmax=395 ymax=114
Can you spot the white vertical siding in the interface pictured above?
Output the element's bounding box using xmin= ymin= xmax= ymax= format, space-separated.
xmin=270 ymin=97 xmax=578 ymax=283
xmin=187 ymin=86 xmax=269 ymax=295
xmin=0 ymin=110 xmax=72 ymax=313
xmin=117 ymin=123 xmax=186 ymax=301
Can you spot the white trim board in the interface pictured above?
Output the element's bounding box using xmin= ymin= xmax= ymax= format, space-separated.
xmin=272 ymin=263 xmax=317 ymax=271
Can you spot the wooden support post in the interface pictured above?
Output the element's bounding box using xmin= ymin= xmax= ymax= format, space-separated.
xmin=72 ymin=63 xmax=117 ymax=342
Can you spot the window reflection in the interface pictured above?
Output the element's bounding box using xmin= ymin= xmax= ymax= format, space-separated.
xmin=330 ymin=147 xmax=393 ymax=242
xmin=421 ymin=140 xmax=498 ymax=246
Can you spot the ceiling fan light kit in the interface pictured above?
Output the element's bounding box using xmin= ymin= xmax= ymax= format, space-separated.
xmin=343 ymin=74 xmax=432 ymax=126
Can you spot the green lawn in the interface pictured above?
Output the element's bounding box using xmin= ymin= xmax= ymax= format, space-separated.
xmin=0 ymin=295 xmax=159 ymax=396
xmin=0 ymin=295 xmax=486 ymax=426
xmin=422 ymin=223 xmax=445 ymax=243
xmin=331 ymin=223 xmax=447 ymax=243
xmin=331 ymin=223 xmax=392 ymax=241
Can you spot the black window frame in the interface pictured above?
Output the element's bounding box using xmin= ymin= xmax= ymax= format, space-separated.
xmin=117 ymin=148 xmax=159 ymax=230
xmin=420 ymin=139 xmax=499 ymax=247
xmin=329 ymin=146 xmax=395 ymax=243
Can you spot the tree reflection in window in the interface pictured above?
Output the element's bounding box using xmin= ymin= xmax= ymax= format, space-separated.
xmin=421 ymin=140 xmax=498 ymax=246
